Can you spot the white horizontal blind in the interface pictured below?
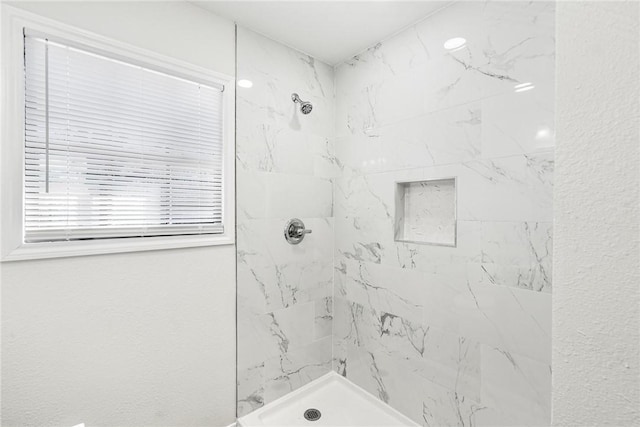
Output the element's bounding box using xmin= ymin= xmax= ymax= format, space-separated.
xmin=24 ymin=34 xmax=225 ymax=243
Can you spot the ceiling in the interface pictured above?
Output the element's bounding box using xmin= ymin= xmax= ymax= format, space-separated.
xmin=193 ymin=1 xmax=450 ymax=65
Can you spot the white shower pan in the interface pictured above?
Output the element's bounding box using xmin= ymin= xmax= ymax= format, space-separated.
xmin=237 ymin=371 xmax=418 ymax=427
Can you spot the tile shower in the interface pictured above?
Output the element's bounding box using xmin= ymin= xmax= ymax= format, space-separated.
xmin=237 ymin=1 xmax=554 ymax=425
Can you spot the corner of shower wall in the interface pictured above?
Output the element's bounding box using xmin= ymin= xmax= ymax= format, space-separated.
xmin=234 ymin=27 xmax=338 ymax=417
xmin=331 ymin=1 xmax=554 ymax=426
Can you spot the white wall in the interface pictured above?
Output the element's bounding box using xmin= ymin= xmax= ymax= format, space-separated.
xmin=553 ymin=2 xmax=640 ymax=426
xmin=0 ymin=2 xmax=237 ymax=426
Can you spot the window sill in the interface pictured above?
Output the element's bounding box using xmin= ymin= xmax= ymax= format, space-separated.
xmin=1 ymin=233 xmax=234 ymax=262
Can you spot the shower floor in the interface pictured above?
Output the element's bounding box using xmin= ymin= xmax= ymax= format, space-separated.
xmin=237 ymin=371 xmax=418 ymax=427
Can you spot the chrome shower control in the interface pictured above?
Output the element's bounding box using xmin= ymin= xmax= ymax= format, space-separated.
xmin=284 ymin=218 xmax=312 ymax=245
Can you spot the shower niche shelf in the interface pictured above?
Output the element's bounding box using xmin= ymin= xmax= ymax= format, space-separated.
xmin=394 ymin=177 xmax=457 ymax=247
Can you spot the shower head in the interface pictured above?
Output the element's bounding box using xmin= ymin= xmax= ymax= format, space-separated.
xmin=291 ymin=93 xmax=313 ymax=115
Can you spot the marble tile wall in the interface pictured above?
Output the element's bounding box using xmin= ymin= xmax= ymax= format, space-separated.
xmin=235 ymin=28 xmax=337 ymax=417
xmin=236 ymin=2 xmax=554 ymax=424
xmin=332 ymin=2 xmax=554 ymax=426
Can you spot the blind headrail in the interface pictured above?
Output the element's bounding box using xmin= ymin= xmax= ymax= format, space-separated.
xmin=23 ymin=29 xmax=225 ymax=92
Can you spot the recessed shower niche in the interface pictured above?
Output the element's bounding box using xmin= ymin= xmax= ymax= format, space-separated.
xmin=394 ymin=178 xmax=457 ymax=247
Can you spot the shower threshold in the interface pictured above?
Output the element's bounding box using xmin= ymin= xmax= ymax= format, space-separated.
xmin=237 ymin=371 xmax=418 ymax=427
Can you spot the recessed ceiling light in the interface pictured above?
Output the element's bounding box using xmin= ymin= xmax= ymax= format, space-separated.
xmin=237 ymin=79 xmax=253 ymax=88
xmin=443 ymin=37 xmax=467 ymax=51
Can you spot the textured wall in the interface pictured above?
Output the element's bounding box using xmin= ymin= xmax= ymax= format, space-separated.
xmin=332 ymin=2 xmax=554 ymax=425
xmin=235 ymin=28 xmax=337 ymax=416
xmin=553 ymin=2 xmax=640 ymax=425
xmin=0 ymin=3 xmax=237 ymax=426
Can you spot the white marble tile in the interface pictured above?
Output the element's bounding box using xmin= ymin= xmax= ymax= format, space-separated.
xmin=382 ymin=319 xmax=482 ymax=402
xmin=337 ymin=266 xmax=551 ymax=374
xmin=236 ymin=169 xmax=267 ymax=220
xmin=480 ymin=221 xmax=553 ymax=292
xmin=334 ymin=173 xmax=394 ymax=221
xmin=333 ymin=297 xmax=482 ymax=399
xmin=265 ymin=174 xmax=333 ymax=219
xmin=481 ymin=86 xmax=555 ymax=158
xmin=314 ymin=297 xmax=333 ymax=339
xmin=334 ymin=217 xmax=393 ymax=266
xmin=236 ymin=121 xmax=315 ymax=175
xmin=419 ymin=379 xmax=486 ymax=427
xmin=237 ymin=305 xmax=318 ymax=371
xmin=338 ymin=260 xmax=425 ymax=324
xmin=333 ymin=297 xmax=379 ymax=351
xmin=477 ymin=345 xmax=551 ymax=426
xmin=237 ymin=313 xmax=277 ymax=370
xmin=458 ymin=152 xmax=554 ymax=222
xmin=374 ymin=25 xmax=432 ymax=77
xmin=415 ymin=263 xmax=551 ymax=365
xmin=237 ymin=263 xmax=269 ymax=317
xmin=354 ymin=56 xmax=481 ymax=129
xmin=310 ymin=136 xmax=342 ymax=179
xmin=335 ymin=215 xmax=483 ymax=275
xmin=456 ymin=281 xmax=551 ymax=364
xmin=237 ymin=260 xmax=332 ymax=314
xmin=419 ymin=263 xmax=482 ymax=335
xmin=263 ymin=336 xmax=332 ymax=403
xmin=378 ymin=102 xmax=482 ymax=171
xmin=335 ymin=47 xmax=385 ymax=138
xmin=339 ymin=82 xmax=384 ymax=137
xmin=269 ymin=302 xmax=316 ymax=352
xmin=334 ymin=168 xmax=425 ymax=221
xmin=338 ymin=339 xmax=484 ymax=426
xmin=237 ymin=363 xmax=265 ymax=417
xmin=334 ymin=1 xmax=551 ymax=137
xmin=334 ymin=134 xmax=383 ymax=175
xmin=401 ymin=220 xmax=483 ymax=270
xmin=479 ymin=1 xmax=555 ymax=97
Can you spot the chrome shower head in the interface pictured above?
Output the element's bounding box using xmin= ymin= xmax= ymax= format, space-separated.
xmin=291 ymin=93 xmax=313 ymax=115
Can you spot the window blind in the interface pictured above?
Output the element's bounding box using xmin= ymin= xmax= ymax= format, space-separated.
xmin=24 ymin=34 xmax=225 ymax=243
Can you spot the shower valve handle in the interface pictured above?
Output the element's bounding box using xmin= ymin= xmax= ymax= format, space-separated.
xmin=284 ymin=218 xmax=312 ymax=244
xmin=295 ymin=228 xmax=312 ymax=237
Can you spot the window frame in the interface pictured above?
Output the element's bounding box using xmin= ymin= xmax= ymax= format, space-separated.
xmin=0 ymin=6 xmax=236 ymax=261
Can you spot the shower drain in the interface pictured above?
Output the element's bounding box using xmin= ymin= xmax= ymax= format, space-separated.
xmin=304 ymin=408 xmax=322 ymax=422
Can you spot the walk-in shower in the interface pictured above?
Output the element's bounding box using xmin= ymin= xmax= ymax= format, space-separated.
xmin=236 ymin=1 xmax=555 ymax=425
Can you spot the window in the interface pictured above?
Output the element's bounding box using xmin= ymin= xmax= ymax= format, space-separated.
xmin=1 ymin=9 xmax=235 ymax=260
xmin=24 ymin=33 xmax=226 ymax=242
